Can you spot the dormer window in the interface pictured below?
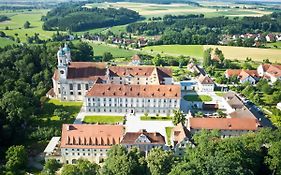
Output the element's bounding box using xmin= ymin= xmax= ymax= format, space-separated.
xmin=60 ymin=70 xmax=64 ymax=74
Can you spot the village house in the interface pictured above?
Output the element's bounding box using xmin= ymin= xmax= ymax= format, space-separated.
xmin=225 ymin=69 xmax=259 ymax=84
xmin=121 ymin=129 xmax=166 ymax=156
xmin=197 ymin=74 xmax=215 ymax=92
xmin=257 ymin=64 xmax=281 ymax=83
xmin=171 ymin=123 xmax=193 ymax=156
xmin=84 ymin=84 xmax=181 ymax=115
xmin=131 ymin=54 xmax=141 ymax=65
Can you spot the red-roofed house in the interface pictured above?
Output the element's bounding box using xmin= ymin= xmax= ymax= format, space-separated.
xmin=197 ymin=74 xmax=215 ymax=92
xmin=225 ymin=69 xmax=259 ymax=84
xmin=257 ymin=64 xmax=281 ymax=83
xmin=187 ymin=118 xmax=260 ymax=137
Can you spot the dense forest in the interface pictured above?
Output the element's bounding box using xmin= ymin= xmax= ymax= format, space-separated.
xmin=126 ymin=12 xmax=281 ymax=45
xmin=42 ymin=2 xmax=142 ymax=32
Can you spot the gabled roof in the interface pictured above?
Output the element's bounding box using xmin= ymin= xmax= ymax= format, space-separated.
xmin=131 ymin=54 xmax=141 ymax=61
xmin=266 ymin=64 xmax=281 ymax=78
xmin=61 ymin=124 xmax=124 ymax=149
xmin=121 ymin=129 xmax=165 ymax=145
xmin=229 ymin=107 xmax=256 ymax=119
xmin=86 ymin=84 xmax=181 ymax=99
xmin=188 ymin=118 xmax=259 ymax=131
xmin=198 ymin=75 xmax=214 ymax=84
xmin=172 ymin=123 xmax=190 ymax=144
xmin=223 ymin=92 xmax=244 ymax=109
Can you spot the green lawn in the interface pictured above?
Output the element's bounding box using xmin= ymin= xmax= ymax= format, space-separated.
xmin=165 ymin=127 xmax=173 ymax=145
xmin=183 ymin=94 xmax=212 ymax=102
xmin=215 ymin=92 xmax=226 ymax=97
xmin=88 ymin=42 xmax=139 ymax=58
xmin=83 ymin=115 xmax=124 ymax=124
xmin=0 ymin=9 xmax=56 ymax=42
xmin=0 ymin=37 xmax=17 ymax=47
xmin=266 ymin=41 xmax=281 ymax=49
xmin=140 ymin=116 xmax=172 ymax=121
xmin=143 ymin=45 xmax=204 ymax=58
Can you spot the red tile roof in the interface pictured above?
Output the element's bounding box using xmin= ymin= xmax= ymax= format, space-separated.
xmin=67 ymin=62 xmax=107 ymax=80
xmin=121 ymin=129 xmax=165 ymax=144
xmin=61 ymin=124 xmax=124 ymax=149
xmin=266 ymin=64 xmax=281 ymax=78
xmin=198 ymin=75 xmax=214 ymax=84
xmin=172 ymin=123 xmax=190 ymax=145
xmin=86 ymin=84 xmax=180 ymax=99
xmin=188 ymin=118 xmax=259 ymax=131
xmin=225 ymin=69 xmax=259 ymax=80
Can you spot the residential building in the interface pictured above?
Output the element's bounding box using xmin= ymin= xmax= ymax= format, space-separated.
xmin=131 ymin=54 xmax=141 ymax=65
xmin=121 ymin=129 xmax=166 ymax=156
xmin=225 ymin=69 xmax=259 ymax=84
xmin=197 ymin=75 xmax=215 ymax=92
xmin=187 ymin=63 xmax=206 ymax=76
xmin=171 ymin=123 xmax=193 ymax=156
xmin=44 ymin=124 xmax=124 ymax=164
xmin=84 ymin=84 xmax=181 ymax=115
xmin=257 ymin=64 xmax=281 ymax=83
xmin=187 ymin=118 xmax=260 ymax=138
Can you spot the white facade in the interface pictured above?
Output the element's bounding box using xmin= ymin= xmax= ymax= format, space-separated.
xmin=84 ymin=96 xmax=180 ymax=115
xmin=197 ymin=83 xmax=214 ymax=92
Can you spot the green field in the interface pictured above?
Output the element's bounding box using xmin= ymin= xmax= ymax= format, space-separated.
xmin=0 ymin=37 xmax=17 ymax=47
xmin=183 ymin=94 xmax=212 ymax=102
xmin=215 ymin=92 xmax=226 ymax=97
xmin=143 ymin=45 xmax=204 ymax=58
xmin=0 ymin=9 xmax=56 ymax=42
xmin=75 ymin=24 xmax=127 ymax=35
xmin=88 ymin=42 xmax=139 ymax=58
xmin=266 ymin=41 xmax=281 ymax=49
xmin=83 ymin=115 xmax=124 ymax=124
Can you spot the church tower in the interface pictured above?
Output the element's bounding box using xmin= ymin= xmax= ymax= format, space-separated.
xmin=57 ymin=46 xmax=68 ymax=80
xmin=63 ymin=43 xmax=71 ymax=64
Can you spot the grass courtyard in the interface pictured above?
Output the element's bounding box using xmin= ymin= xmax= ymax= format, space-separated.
xmin=83 ymin=115 xmax=124 ymax=124
xmin=140 ymin=116 xmax=172 ymax=121
xmin=183 ymin=94 xmax=212 ymax=102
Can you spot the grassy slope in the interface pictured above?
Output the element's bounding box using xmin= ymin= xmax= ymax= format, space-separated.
xmin=143 ymin=45 xmax=204 ymax=58
xmin=88 ymin=42 xmax=139 ymax=58
xmin=83 ymin=115 xmax=124 ymax=124
xmin=0 ymin=9 xmax=55 ymax=42
xmin=0 ymin=37 xmax=17 ymax=47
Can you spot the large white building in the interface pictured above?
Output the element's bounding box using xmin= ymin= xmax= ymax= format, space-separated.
xmin=84 ymin=84 xmax=181 ymax=115
xmin=49 ymin=45 xmax=174 ymax=101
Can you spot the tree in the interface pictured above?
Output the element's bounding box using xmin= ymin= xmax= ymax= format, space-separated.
xmin=71 ymin=42 xmax=94 ymax=61
xmin=172 ymin=109 xmax=185 ymax=125
xmin=203 ymin=48 xmax=212 ymax=68
xmin=24 ymin=21 xmax=31 ymax=29
xmin=5 ymin=145 xmax=28 ymax=174
xmin=53 ymin=109 xmax=70 ymax=121
xmin=42 ymin=159 xmax=61 ymax=175
xmin=147 ymin=147 xmax=173 ymax=175
xmin=102 ymin=52 xmax=113 ymax=62
xmin=266 ymin=141 xmax=281 ymax=175
xmin=61 ymin=159 xmax=99 ymax=175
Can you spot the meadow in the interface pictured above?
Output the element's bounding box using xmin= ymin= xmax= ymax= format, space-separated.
xmin=88 ymin=42 xmax=139 ymax=58
xmin=0 ymin=9 xmax=56 ymax=42
xmin=143 ymin=45 xmax=204 ymax=58
xmin=0 ymin=37 xmax=17 ymax=47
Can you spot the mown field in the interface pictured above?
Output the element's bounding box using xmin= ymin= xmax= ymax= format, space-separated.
xmin=87 ymin=2 xmax=271 ymax=18
xmin=204 ymin=45 xmax=281 ymax=63
xmin=0 ymin=9 xmax=56 ymax=42
xmin=143 ymin=45 xmax=204 ymax=58
xmin=88 ymin=42 xmax=139 ymax=58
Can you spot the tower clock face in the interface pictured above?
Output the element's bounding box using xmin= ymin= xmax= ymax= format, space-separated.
xmin=60 ymin=70 xmax=65 ymax=75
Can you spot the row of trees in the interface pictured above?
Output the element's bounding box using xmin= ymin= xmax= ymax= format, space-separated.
xmin=42 ymin=3 xmax=142 ymax=32
xmin=126 ymin=12 xmax=281 ymax=45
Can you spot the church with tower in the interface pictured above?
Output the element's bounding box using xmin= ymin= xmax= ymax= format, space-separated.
xmin=48 ymin=44 xmax=180 ymax=115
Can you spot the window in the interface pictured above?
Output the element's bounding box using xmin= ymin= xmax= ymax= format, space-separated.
xmin=58 ymin=88 xmax=61 ymax=94
xmin=69 ymin=84 xmax=73 ymax=90
xmin=78 ymin=92 xmax=82 ymax=95
xmin=77 ymin=84 xmax=81 ymax=90
xmin=70 ymin=92 xmax=74 ymax=95
xmin=85 ymin=84 xmax=89 ymax=90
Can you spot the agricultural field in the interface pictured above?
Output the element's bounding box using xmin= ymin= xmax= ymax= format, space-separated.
xmin=0 ymin=37 xmax=17 ymax=47
xmin=87 ymin=2 xmax=272 ymax=18
xmin=204 ymin=45 xmax=281 ymax=63
xmin=0 ymin=9 xmax=55 ymax=42
xmin=88 ymin=42 xmax=139 ymax=58
xmin=143 ymin=45 xmax=204 ymax=58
